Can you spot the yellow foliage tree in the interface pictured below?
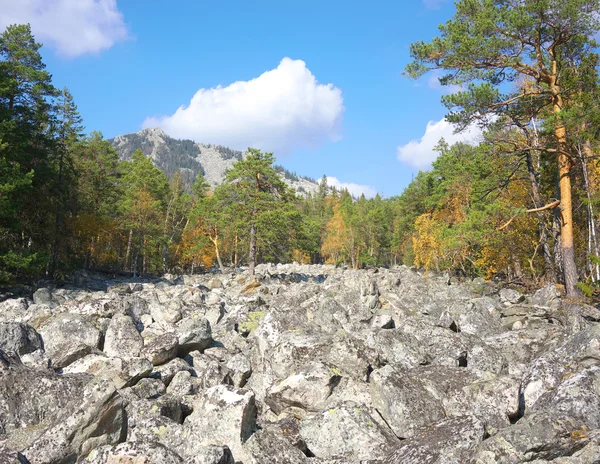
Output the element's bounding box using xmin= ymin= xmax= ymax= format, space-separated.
xmin=321 ymin=202 xmax=348 ymax=265
xmin=178 ymin=222 xmax=214 ymax=271
xmin=412 ymin=213 xmax=442 ymax=271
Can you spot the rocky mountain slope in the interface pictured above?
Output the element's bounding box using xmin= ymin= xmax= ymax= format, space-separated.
xmin=1 ymin=265 xmax=600 ymax=463
xmin=110 ymin=128 xmax=319 ymax=195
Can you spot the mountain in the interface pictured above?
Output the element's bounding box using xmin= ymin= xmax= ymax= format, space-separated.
xmin=109 ymin=128 xmax=319 ymax=195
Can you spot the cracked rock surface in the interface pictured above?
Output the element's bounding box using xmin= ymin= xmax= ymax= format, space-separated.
xmin=1 ymin=264 xmax=600 ymax=463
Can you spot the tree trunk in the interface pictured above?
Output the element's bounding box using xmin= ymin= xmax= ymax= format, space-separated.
xmin=581 ymin=141 xmax=600 ymax=281
xmin=234 ymin=234 xmax=239 ymax=268
xmin=210 ymin=234 xmax=225 ymax=274
xmin=133 ymin=251 xmax=139 ymax=277
xmin=49 ymin=144 xmax=66 ymax=278
xmin=249 ymin=223 xmax=257 ymax=277
xmin=125 ymin=229 xmax=133 ymax=271
xmin=554 ymin=110 xmax=580 ymax=297
xmin=525 ymin=151 xmax=554 ymax=281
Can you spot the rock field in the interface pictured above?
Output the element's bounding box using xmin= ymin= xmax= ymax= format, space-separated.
xmin=1 ymin=264 xmax=600 ymax=463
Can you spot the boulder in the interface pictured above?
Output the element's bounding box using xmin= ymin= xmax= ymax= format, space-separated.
xmin=20 ymin=378 xmax=125 ymax=463
xmin=38 ymin=314 xmax=101 ymax=369
xmin=244 ymin=425 xmax=309 ymax=464
xmin=184 ymin=385 xmax=257 ymax=461
xmin=103 ymin=314 xmax=143 ymax=358
xmin=226 ymin=352 xmax=253 ymax=387
xmin=369 ymin=365 xmax=445 ymax=439
xmin=176 ymin=316 xmax=212 ymax=355
xmin=141 ymin=332 xmax=179 ymax=366
xmin=82 ymin=441 xmax=183 ymax=464
xmin=62 ymin=354 xmax=152 ymax=389
xmin=372 ymin=415 xmax=486 ymax=464
xmin=32 ymin=288 xmax=53 ymax=306
xmin=0 ymin=349 xmax=89 ymax=436
xmin=265 ymin=363 xmax=341 ymax=414
xmin=500 ymin=288 xmax=525 ymax=305
xmin=0 ymin=322 xmax=43 ymax=356
xmin=150 ymin=357 xmax=196 ymax=387
xmin=300 ymin=403 xmax=399 ymax=461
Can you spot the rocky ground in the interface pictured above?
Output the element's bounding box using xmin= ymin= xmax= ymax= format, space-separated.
xmin=1 ymin=264 xmax=600 ymax=463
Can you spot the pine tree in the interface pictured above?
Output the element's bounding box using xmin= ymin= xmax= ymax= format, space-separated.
xmin=119 ymin=149 xmax=169 ymax=274
xmin=0 ymin=24 xmax=57 ymax=282
xmin=218 ymin=148 xmax=293 ymax=277
xmin=405 ymin=0 xmax=600 ymax=296
xmin=48 ymin=87 xmax=84 ymax=276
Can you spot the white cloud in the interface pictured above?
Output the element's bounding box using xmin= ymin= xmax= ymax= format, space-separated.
xmin=326 ymin=176 xmax=377 ymax=199
xmin=0 ymin=0 xmax=128 ymax=57
xmin=427 ymin=70 xmax=464 ymax=94
xmin=143 ymin=58 xmax=344 ymax=155
xmin=397 ymin=118 xmax=483 ymax=169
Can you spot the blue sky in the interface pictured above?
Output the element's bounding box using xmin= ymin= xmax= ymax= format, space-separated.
xmin=0 ymin=0 xmax=481 ymax=198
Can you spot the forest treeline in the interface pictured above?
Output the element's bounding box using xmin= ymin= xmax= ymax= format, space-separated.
xmin=1 ymin=0 xmax=600 ymax=298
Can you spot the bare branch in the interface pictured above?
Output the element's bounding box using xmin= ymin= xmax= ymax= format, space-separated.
xmin=498 ymin=200 xmax=561 ymax=231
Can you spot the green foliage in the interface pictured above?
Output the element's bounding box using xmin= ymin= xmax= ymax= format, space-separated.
xmin=0 ymin=250 xmax=46 ymax=284
xmin=577 ymin=281 xmax=596 ymax=298
xmin=2 ymin=18 xmax=600 ymax=288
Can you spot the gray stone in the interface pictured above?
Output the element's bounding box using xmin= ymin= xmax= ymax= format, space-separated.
xmin=371 ymin=314 xmax=394 ymax=329
xmin=150 ymin=357 xmax=195 ymax=387
xmin=167 ymin=370 xmax=199 ymax=397
xmin=244 ymin=426 xmax=309 ymax=464
xmin=530 ymin=284 xmax=562 ymax=310
xmin=82 ymin=441 xmax=183 ymax=464
xmin=62 ymin=354 xmax=152 ymax=389
xmin=471 ymin=411 xmax=594 ymax=463
xmin=500 ymin=288 xmax=525 ymax=305
xmin=265 ymin=363 xmax=341 ymax=414
xmin=226 ymin=352 xmax=252 ymax=387
xmin=372 ymin=415 xmax=486 ymax=464
xmin=103 ymin=314 xmax=143 ymax=358
xmin=20 ymin=378 xmax=125 ymax=463
xmin=38 ymin=313 xmax=101 ymax=369
xmin=176 ymin=316 xmax=212 ymax=354
xmin=32 ymin=288 xmax=53 ymax=306
xmin=0 ymin=322 xmax=43 ymax=356
xmin=369 ymin=365 xmax=445 ymax=439
xmin=0 ymin=349 xmax=89 ymax=436
xmin=120 ymin=377 xmax=166 ymax=401
xmin=369 ymin=328 xmax=428 ymax=369
xmin=300 ymin=403 xmax=399 ymax=461
xmin=141 ymin=332 xmax=179 ymax=366
xmin=184 ymin=385 xmax=257 ymax=462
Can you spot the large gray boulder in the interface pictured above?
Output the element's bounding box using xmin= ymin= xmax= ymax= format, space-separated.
xmin=33 ymin=288 xmax=54 ymax=306
xmin=0 ymin=322 xmax=43 ymax=356
xmin=300 ymin=403 xmax=399 ymax=461
xmin=62 ymin=354 xmax=152 ymax=389
xmin=371 ymin=415 xmax=487 ymax=464
xmin=38 ymin=313 xmax=101 ymax=369
xmin=176 ymin=316 xmax=212 ymax=354
xmin=103 ymin=314 xmax=143 ymax=358
xmin=243 ymin=425 xmax=309 ymax=464
xmin=0 ymin=349 xmax=89 ymax=436
xmin=184 ymin=385 xmax=257 ymax=462
xmin=20 ymin=378 xmax=125 ymax=463
xmin=265 ymin=363 xmax=341 ymax=414
xmin=82 ymin=441 xmax=184 ymax=464
xmin=141 ymin=332 xmax=179 ymax=366
xmin=471 ymin=411 xmax=594 ymax=463
xmin=522 ymin=324 xmax=600 ymax=409
xmin=369 ymin=365 xmax=445 ymax=439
